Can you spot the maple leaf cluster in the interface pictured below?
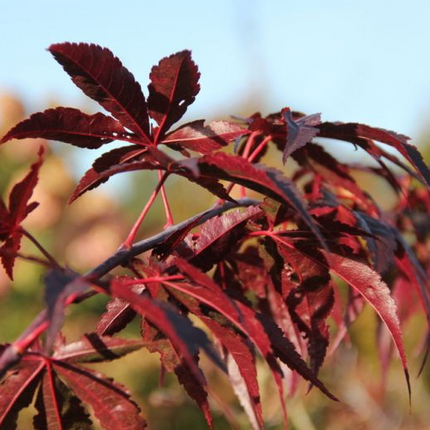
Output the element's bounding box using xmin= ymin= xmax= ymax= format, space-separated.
xmin=0 ymin=42 xmax=430 ymax=430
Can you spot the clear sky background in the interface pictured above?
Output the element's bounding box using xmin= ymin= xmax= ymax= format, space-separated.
xmin=1 ymin=1 xmax=430 ymax=160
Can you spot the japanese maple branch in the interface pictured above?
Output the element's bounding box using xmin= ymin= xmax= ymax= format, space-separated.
xmin=0 ymin=197 xmax=260 ymax=379
xmin=121 ymin=171 xmax=170 ymax=249
xmin=21 ymin=229 xmax=61 ymax=270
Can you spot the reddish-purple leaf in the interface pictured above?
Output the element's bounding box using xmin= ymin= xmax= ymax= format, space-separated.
xmin=316 ymin=246 xmax=411 ymax=397
xmin=0 ymin=147 xmax=44 ymax=279
xmin=167 ymin=259 xmax=337 ymax=400
xmin=282 ymin=246 xmax=334 ymax=375
xmin=186 ymin=206 xmax=262 ymax=271
xmin=70 ymin=151 xmax=231 ymax=203
xmin=148 ymin=50 xmax=200 ymax=141
xmin=140 ymin=318 xmax=212 ymax=427
xmin=293 ymin=143 xmax=376 ymax=212
xmin=110 ymin=280 xmax=221 ymax=383
xmin=176 ymin=361 xmax=212 ymax=427
xmin=44 ymin=269 xmax=86 ymax=353
xmin=0 ymin=233 xmax=23 ymax=279
xmin=96 ymin=299 xmax=136 ymax=336
xmin=68 ymin=157 xmax=160 ymax=203
xmin=53 ymin=362 xmax=148 ymax=430
xmin=33 ymin=371 xmax=92 ymax=430
xmin=282 ymin=109 xmax=320 ymax=163
xmin=49 ymin=43 xmax=151 ymax=141
xmin=0 ymin=108 xmax=128 ymax=149
xmin=318 ymin=122 xmax=430 ymax=188
xmin=354 ymin=212 xmax=397 ymax=274
xmin=163 ymin=120 xmax=249 ymax=154
xmin=169 ymin=289 xmax=263 ymax=429
xmin=197 ymin=152 xmax=327 ymax=249
xmin=92 ymin=145 xmax=148 ymax=173
xmin=152 ymin=213 xmax=204 ymax=261
xmin=0 ymin=362 xmax=44 ymax=429
xmin=54 ymin=333 xmax=143 ymax=364
xmin=8 ymin=147 xmax=44 ymax=226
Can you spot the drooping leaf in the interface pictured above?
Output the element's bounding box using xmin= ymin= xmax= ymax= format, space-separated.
xmin=152 ymin=213 xmax=204 ymax=261
xmin=169 ymin=289 xmax=263 ymax=429
xmin=53 ymin=362 xmax=148 ymax=430
xmin=148 ymin=50 xmax=200 ymax=141
xmin=92 ymin=145 xmax=149 ymax=173
xmin=70 ymin=151 xmax=231 ymax=203
xmin=54 ymin=333 xmax=143 ymax=364
xmin=197 ymin=152 xmax=327 ymax=249
xmin=44 ymin=269 xmax=86 ymax=353
xmin=110 ymin=279 xmax=223 ymax=381
xmin=0 ymin=362 xmax=44 ymax=430
xmin=33 ymin=370 xmax=93 ymax=430
xmin=281 ymin=238 xmax=411 ymax=397
xmin=353 ymin=212 xmax=397 ymax=274
xmin=186 ymin=206 xmax=262 ymax=271
xmin=140 ymin=318 xmax=212 ymax=427
xmin=68 ymin=156 xmax=161 ymax=203
xmin=318 ymin=122 xmax=430 ymax=188
xmin=163 ymin=120 xmax=249 ymax=154
xmin=276 ymin=243 xmax=334 ymax=375
xmin=49 ymin=43 xmax=151 ymax=141
xmin=293 ymin=143 xmax=376 ymax=212
xmin=0 ymin=147 xmax=44 ymax=279
xmin=167 ymin=258 xmax=337 ymax=400
xmin=0 ymin=108 xmax=128 ymax=149
xmin=282 ymin=109 xmax=320 ymax=163
xmin=96 ymin=299 xmax=136 ymax=336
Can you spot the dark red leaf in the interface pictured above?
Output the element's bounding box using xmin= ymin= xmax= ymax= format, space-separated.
xmin=148 ymin=50 xmax=200 ymax=141
xmin=68 ymin=157 xmax=160 ymax=203
xmin=353 ymin=212 xmax=397 ymax=274
xmin=163 ymin=120 xmax=249 ymax=154
xmin=169 ymin=289 xmax=263 ymax=429
xmin=92 ymin=145 xmax=148 ymax=173
xmin=186 ymin=206 xmax=262 ymax=271
xmin=33 ymin=371 xmax=92 ymax=430
xmin=0 ymin=362 xmax=44 ymax=429
xmin=318 ymin=122 xmax=430 ymax=188
xmin=44 ymin=270 xmax=89 ymax=353
xmin=140 ymin=318 xmax=212 ymax=427
xmin=293 ymin=143 xmax=376 ymax=212
xmin=49 ymin=43 xmax=151 ymax=141
xmin=8 ymin=147 xmax=44 ymax=226
xmin=0 ymin=233 xmax=23 ymax=280
xmin=110 ymin=280 xmax=222 ymax=382
xmin=54 ymin=333 xmax=143 ymax=363
xmin=96 ymin=298 xmax=136 ymax=336
xmin=167 ymin=259 xmax=337 ymax=400
xmin=152 ymin=213 xmax=204 ymax=261
xmin=293 ymin=241 xmax=412 ymax=397
xmin=70 ymin=151 xmax=231 ymax=203
xmin=282 ymin=109 xmax=320 ymax=163
xmin=0 ymin=108 xmax=128 ymax=149
xmin=175 ymin=361 xmax=212 ymax=427
xmin=328 ymin=253 xmax=409 ymax=384
xmin=197 ymin=152 xmax=327 ymax=249
xmin=53 ymin=362 xmax=148 ymax=430
xmin=0 ymin=147 xmax=44 ymax=279
xmin=277 ymin=244 xmax=334 ymax=375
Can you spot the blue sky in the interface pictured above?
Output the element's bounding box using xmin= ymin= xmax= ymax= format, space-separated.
xmin=1 ymin=1 xmax=430 ymax=152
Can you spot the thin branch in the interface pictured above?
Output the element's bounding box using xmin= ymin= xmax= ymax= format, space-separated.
xmin=21 ymin=229 xmax=61 ymax=270
xmin=0 ymin=197 xmax=261 ymax=379
xmin=121 ymin=171 xmax=169 ymax=249
xmin=158 ymin=170 xmax=174 ymax=228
